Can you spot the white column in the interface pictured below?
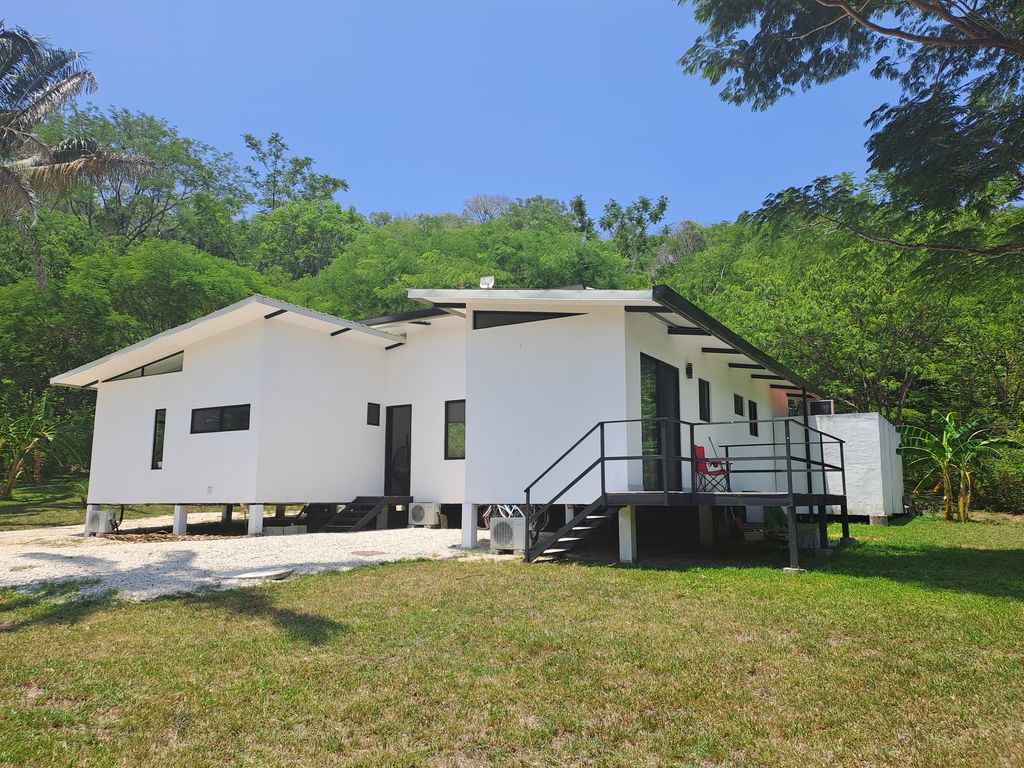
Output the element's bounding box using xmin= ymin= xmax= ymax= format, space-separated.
xmin=618 ymin=506 xmax=637 ymax=563
xmin=173 ymin=504 xmax=188 ymax=535
xmin=85 ymin=504 xmax=98 ymax=535
xmin=461 ymin=503 xmax=477 ymax=549
xmin=565 ymin=505 xmax=575 ymax=526
xmin=698 ymin=505 xmax=715 ymax=548
xmin=248 ymin=503 xmax=264 ymax=535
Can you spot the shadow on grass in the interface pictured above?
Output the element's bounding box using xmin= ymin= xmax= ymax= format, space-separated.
xmin=814 ymin=542 xmax=1024 ymax=601
xmin=2 ymin=549 xmax=348 ymax=644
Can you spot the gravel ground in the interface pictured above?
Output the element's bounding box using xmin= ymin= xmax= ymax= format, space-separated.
xmin=0 ymin=513 xmax=486 ymax=600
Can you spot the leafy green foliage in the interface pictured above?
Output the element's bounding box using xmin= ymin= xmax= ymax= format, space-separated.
xmin=243 ymin=131 xmax=347 ymax=212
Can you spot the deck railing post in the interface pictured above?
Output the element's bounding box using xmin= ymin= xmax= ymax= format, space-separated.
xmin=689 ymin=423 xmax=697 ymax=495
xmin=599 ymin=422 xmax=607 ymax=504
xmin=818 ymin=431 xmax=826 ymax=497
xmin=660 ymin=418 xmax=670 ymax=506
xmin=784 ymin=420 xmax=794 ymax=499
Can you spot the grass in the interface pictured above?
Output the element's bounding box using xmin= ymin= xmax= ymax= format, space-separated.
xmin=2 ymin=515 xmax=1024 ymax=767
xmin=0 ymin=478 xmax=183 ymax=532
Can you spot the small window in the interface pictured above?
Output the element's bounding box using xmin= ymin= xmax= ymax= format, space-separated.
xmin=191 ymin=404 xmax=251 ymax=434
xmin=445 ymin=400 xmax=466 ymax=460
xmin=748 ymin=400 xmax=759 ymax=437
xmin=734 ymin=394 xmax=744 ymax=417
xmin=107 ymin=351 xmax=183 ymax=382
xmin=698 ymin=379 xmax=711 ymax=422
xmin=151 ymin=409 xmax=166 ymax=469
xmin=367 ymin=402 xmax=381 ymax=426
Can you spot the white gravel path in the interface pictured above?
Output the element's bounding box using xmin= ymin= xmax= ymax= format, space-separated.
xmin=0 ymin=514 xmax=486 ymax=600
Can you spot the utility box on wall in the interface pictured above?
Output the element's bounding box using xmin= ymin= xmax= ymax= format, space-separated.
xmin=812 ymin=412 xmax=905 ymax=521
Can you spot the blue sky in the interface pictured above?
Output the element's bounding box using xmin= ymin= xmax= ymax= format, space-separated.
xmin=16 ymin=1 xmax=897 ymax=225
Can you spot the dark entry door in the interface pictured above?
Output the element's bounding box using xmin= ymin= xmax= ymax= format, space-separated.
xmin=384 ymin=405 xmax=412 ymax=496
xmin=640 ymin=354 xmax=682 ymax=491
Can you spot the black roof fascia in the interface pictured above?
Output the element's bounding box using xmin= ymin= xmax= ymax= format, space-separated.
xmin=651 ymin=284 xmax=821 ymax=397
xmin=359 ymin=307 xmax=449 ymax=327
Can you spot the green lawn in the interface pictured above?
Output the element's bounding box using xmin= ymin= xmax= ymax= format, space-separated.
xmin=0 ymin=478 xmax=175 ymax=532
xmin=2 ymin=515 xmax=1023 ymax=767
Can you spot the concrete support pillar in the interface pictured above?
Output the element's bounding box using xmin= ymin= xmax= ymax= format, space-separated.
xmin=565 ymin=505 xmax=575 ymax=526
xmin=274 ymin=504 xmax=286 ymax=519
xmin=817 ymin=504 xmax=829 ymax=549
xmin=784 ymin=505 xmax=804 ymax=573
xmin=248 ymin=503 xmax=264 ymax=536
xmin=85 ymin=504 xmax=98 ymax=535
xmin=222 ymin=504 xmax=233 ymax=524
xmin=461 ymin=503 xmax=478 ymax=549
xmin=173 ymin=504 xmax=188 ymax=535
xmin=698 ymin=504 xmax=715 ymax=548
xmin=376 ymin=506 xmax=388 ymax=529
xmin=617 ymin=505 xmax=637 ymax=564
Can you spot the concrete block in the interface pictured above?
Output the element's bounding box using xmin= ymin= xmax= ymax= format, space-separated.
xmin=783 ymin=567 xmax=807 ymax=574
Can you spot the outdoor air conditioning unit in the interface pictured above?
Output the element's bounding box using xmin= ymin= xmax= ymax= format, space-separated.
xmin=408 ymin=502 xmax=441 ymax=528
xmin=490 ymin=515 xmax=527 ymax=553
xmin=810 ymin=399 xmax=835 ymax=416
xmin=85 ymin=507 xmax=116 ymax=535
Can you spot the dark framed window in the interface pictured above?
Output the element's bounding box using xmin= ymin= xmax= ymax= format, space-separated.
xmin=698 ymin=379 xmax=711 ymax=422
xmin=748 ymin=400 xmax=759 ymax=437
xmin=444 ymin=400 xmax=466 ymax=460
xmin=151 ymin=409 xmax=166 ymax=470
xmin=472 ymin=311 xmax=581 ymax=330
xmin=191 ymin=404 xmax=251 ymax=434
xmin=107 ymin=351 xmax=183 ymax=382
xmin=367 ymin=402 xmax=381 ymax=426
xmin=733 ymin=394 xmax=744 ymax=416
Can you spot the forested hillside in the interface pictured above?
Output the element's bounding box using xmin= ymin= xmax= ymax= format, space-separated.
xmin=2 ymin=102 xmax=1024 ymax=509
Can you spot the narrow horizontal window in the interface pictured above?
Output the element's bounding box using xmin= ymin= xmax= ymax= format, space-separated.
xmin=445 ymin=400 xmax=466 ymax=460
xmin=191 ymin=404 xmax=251 ymax=434
xmin=107 ymin=351 xmax=183 ymax=382
xmin=472 ymin=311 xmax=581 ymax=330
xmin=151 ymin=409 xmax=166 ymax=470
xmin=367 ymin=402 xmax=381 ymax=426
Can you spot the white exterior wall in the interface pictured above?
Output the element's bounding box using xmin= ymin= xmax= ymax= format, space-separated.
xmin=812 ymin=412 xmax=904 ymax=517
xmin=255 ymin=319 xmax=387 ymax=503
xmin=465 ymin=308 xmax=628 ymax=505
xmin=623 ymin=313 xmax=785 ymax=494
xmin=382 ymin=317 xmax=466 ymax=503
xmin=88 ymin=321 xmax=266 ymax=505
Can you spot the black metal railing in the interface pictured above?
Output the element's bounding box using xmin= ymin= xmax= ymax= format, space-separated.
xmin=522 ymin=416 xmax=847 ymax=561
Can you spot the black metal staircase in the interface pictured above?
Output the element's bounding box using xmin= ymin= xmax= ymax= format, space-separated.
xmin=316 ymin=496 xmax=412 ymax=533
xmin=526 ymin=498 xmax=617 ymax=562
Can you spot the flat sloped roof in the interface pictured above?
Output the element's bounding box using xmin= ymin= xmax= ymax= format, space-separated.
xmin=50 ymin=295 xmax=404 ymax=389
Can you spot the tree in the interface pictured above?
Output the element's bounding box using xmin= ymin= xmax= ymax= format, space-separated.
xmin=677 ymin=1 xmax=1024 ymax=265
xmin=901 ymin=411 xmax=1016 ymax=521
xmin=0 ymin=387 xmax=62 ymax=500
xmin=597 ymin=195 xmax=669 ymax=276
xmin=40 ymin=106 xmax=248 ymax=247
xmin=0 ymin=25 xmax=151 ymax=288
xmin=246 ymin=200 xmax=367 ymax=279
xmin=243 ymin=132 xmax=347 ymax=212
xmin=462 ymin=193 xmax=511 ymax=222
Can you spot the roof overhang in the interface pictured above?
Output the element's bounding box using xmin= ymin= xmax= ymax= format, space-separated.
xmin=50 ymin=295 xmax=404 ymax=389
xmin=408 ymin=285 xmax=821 ymax=398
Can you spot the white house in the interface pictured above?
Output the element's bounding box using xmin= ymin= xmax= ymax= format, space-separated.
xmin=51 ymin=284 xmax=904 ymax=568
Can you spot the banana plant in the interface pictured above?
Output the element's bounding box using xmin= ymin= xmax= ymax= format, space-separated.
xmin=0 ymin=391 xmax=63 ymax=501
xmin=900 ymin=411 xmax=1017 ymax=522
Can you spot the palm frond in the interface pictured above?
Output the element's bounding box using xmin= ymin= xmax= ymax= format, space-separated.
xmin=23 ymin=148 xmax=153 ymax=194
xmin=11 ymin=69 xmax=95 ymax=128
xmin=0 ymin=163 xmax=37 ymax=219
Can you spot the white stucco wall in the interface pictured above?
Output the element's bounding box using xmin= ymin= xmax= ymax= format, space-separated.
xmin=623 ymin=313 xmax=786 ymax=494
xmin=88 ymin=321 xmax=266 ymax=505
xmin=255 ymin=318 xmax=388 ymax=503
xmin=465 ymin=308 xmax=628 ymax=505
xmin=812 ymin=412 xmax=904 ymax=517
xmin=382 ymin=316 xmax=466 ymax=503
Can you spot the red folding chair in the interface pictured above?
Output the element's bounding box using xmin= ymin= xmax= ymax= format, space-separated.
xmin=693 ymin=444 xmax=731 ymax=492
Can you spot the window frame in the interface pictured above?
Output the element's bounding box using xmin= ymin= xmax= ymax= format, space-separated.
xmin=444 ymin=399 xmax=466 ymax=460
xmin=367 ymin=402 xmax=381 ymax=426
xmin=748 ymin=400 xmax=759 ymax=437
xmin=106 ymin=351 xmax=183 ymax=382
xmin=151 ymin=409 xmax=166 ymax=470
xmin=698 ymin=379 xmax=711 ymax=423
xmin=733 ymin=393 xmax=744 ymax=417
xmin=190 ymin=404 xmax=251 ymax=434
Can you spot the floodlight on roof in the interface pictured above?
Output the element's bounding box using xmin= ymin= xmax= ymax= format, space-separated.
xmin=479 ymin=276 xmax=495 ymax=289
